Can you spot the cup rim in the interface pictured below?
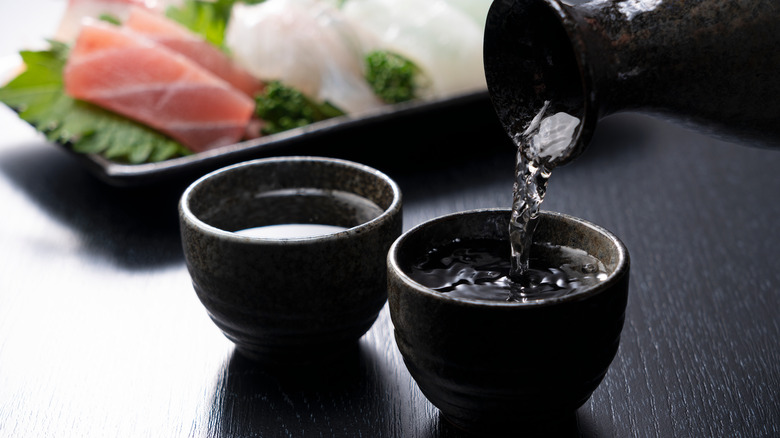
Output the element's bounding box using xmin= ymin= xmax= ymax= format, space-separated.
xmin=388 ymin=208 xmax=629 ymax=308
xmin=179 ymin=156 xmax=402 ymax=244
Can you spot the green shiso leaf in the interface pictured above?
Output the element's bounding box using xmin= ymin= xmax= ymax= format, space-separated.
xmin=166 ymin=0 xmax=266 ymax=48
xmin=98 ymin=13 xmax=122 ymax=26
xmin=0 ymin=42 xmax=190 ymax=164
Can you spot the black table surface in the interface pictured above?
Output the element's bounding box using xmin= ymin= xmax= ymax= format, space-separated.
xmin=2 ymin=94 xmax=779 ymax=437
xmin=0 ymin=3 xmax=778 ymax=433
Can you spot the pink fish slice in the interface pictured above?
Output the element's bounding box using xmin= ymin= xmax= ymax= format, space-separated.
xmin=124 ymin=6 xmax=264 ymax=97
xmin=64 ymin=20 xmax=256 ymax=153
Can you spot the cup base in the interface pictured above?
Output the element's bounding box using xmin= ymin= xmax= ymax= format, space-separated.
xmin=440 ymin=409 xmax=579 ymax=437
xmin=228 ymin=343 xmax=370 ymax=390
xmin=234 ymin=338 xmax=362 ymax=369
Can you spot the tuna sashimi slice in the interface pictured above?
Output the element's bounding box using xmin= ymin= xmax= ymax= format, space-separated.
xmin=124 ymin=6 xmax=264 ymax=97
xmin=64 ymin=21 xmax=255 ymax=152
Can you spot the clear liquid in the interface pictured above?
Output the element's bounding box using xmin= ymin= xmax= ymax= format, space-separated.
xmin=509 ymin=101 xmax=580 ymax=280
xmin=408 ymin=238 xmax=607 ymax=302
xmin=212 ymin=188 xmax=383 ymax=239
xmin=235 ymin=223 xmax=348 ymax=239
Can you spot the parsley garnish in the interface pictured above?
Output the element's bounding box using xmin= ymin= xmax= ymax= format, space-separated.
xmin=254 ymin=81 xmax=345 ymax=135
xmin=364 ymin=50 xmax=424 ymax=104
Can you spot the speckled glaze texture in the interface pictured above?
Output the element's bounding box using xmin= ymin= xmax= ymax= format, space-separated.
xmin=484 ymin=0 xmax=780 ymax=164
xmin=387 ymin=209 xmax=629 ymax=435
xmin=180 ymin=156 xmax=402 ymax=367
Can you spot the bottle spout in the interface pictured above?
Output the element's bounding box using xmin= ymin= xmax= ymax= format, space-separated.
xmin=484 ymin=0 xmax=598 ymax=167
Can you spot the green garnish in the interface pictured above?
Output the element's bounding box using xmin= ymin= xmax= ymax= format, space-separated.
xmin=254 ymin=81 xmax=345 ymax=135
xmin=0 ymin=42 xmax=190 ymax=164
xmin=98 ymin=13 xmax=122 ymax=26
xmin=364 ymin=50 xmax=424 ymax=104
xmin=166 ymin=0 xmax=266 ymax=48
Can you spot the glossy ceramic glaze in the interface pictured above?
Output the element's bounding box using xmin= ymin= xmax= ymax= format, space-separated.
xmin=387 ymin=209 xmax=629 ymax=435
xmin=179 ymin=156 xmax=402 ymax=367
xmin=484 ymin=0 xmax=780 ymax=165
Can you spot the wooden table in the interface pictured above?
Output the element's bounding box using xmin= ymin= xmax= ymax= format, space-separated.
xmin=1 ymin=4 xmax=778 ymax=437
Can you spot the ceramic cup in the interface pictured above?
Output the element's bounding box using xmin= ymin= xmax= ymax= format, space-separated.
xmin=180 ymin=156 xmax=402 ymax=367
xmin=387 ymin=209 xmax=629 ymax=434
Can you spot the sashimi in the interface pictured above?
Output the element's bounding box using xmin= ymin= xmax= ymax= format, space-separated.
xmin=64 ymin=20 xmax=255 ymax=152
xmin=341 ymin=0 xmax=488 ymax=97
xmin=225 ymin=0 xmax=384 ymax=115
xmin=124 ymin=7 xmax=264 ymax=97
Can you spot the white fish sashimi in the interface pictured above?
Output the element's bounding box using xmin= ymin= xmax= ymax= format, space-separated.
xmin=341 ymin=0 xmax=489 ymax=98
xmin=225 ymin=0 xmax=384 ymax=115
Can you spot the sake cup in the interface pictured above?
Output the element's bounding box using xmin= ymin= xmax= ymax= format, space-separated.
xmin=387 ymin=209 xmax=629 ymax=434
xmin=180 ymin=156 xmax=402 ymax=367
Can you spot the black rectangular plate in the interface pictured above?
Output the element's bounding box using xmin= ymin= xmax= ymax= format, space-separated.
xmin=56 ymin=90 xmax=511 ymax=187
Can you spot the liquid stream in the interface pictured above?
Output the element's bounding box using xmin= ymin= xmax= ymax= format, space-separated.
xmin=509 ymin=101 xmax=580 ymax=282
xmin=412 ymin=100 xmax=583 ymax=301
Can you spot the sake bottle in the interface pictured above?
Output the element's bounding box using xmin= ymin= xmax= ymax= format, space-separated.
xmin=484 ymin=0 xmax=780 ymax=166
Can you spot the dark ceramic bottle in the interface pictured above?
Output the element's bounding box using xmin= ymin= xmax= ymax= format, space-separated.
xmin=484 ymin=0 xmax=780 ymax=165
